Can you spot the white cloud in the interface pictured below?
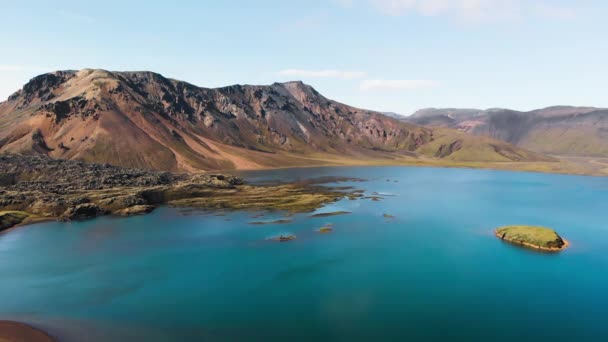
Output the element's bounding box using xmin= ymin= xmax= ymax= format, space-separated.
xmin=279 ymin=69 xmax=367 ymax=79
xmin=359 ymin=79 xmax=439 ymax=91
xmin=367 ymin=0 xmax=577 ymax=23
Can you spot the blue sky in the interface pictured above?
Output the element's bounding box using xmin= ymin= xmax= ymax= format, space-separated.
xmin=1 ymin=0 xmax=606 ymax=114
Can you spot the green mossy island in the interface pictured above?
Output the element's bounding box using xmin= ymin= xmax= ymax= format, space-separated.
xmin=317 ymin=225 xmax=334 ymax=233
xmin=495 ymin=225 xmax=569 ymax=252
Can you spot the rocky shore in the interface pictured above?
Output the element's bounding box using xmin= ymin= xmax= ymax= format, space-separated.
xmin=0 ymin=154 xmax=360 ymax=231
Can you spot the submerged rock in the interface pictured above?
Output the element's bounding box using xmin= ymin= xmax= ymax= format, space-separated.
xmin=267 ymin=234 xmax=296 ymax=242
xmin=310 ymin=211 xmax=351 ymax=218
xmin=248 ymin=219 xmax=292 ymax=225
xmin=364 ymin=196 xmax=382 ymax=201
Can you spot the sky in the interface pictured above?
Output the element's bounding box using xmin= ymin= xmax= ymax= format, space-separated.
xmin=1 ymin=0 xmax=606 ymax=115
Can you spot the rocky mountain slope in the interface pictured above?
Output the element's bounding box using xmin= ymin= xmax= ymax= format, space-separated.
xmin=406 ymin=106 xmax=608 ymax=157
xmin=0 ymin=69 xmax=552 ymax=171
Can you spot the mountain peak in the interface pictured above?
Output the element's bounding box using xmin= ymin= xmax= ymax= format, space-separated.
xmin=0 ymin=69 xmax=436 ymax=171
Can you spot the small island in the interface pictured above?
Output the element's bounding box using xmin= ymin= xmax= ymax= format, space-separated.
xmin=317 ymin=224 xmax=334 ymax=233
xmin=495 ymin=225 xmax=569 ymax=252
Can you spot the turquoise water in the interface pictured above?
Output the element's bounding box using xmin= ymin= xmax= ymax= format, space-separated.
xmin=1 ymin=166 xmax=608 ymax=341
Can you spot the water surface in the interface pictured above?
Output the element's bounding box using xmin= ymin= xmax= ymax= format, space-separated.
xmin=1 ymin=166 xmax=607 ymax=341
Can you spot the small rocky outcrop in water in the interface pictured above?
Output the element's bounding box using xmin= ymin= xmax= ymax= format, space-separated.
xmin=267 ymin=233 xmax=297 ymax=242
xmin=317 ymin=224 xmax=334 ymax=233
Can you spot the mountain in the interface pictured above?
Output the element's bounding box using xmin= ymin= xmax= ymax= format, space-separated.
xmin=405 ymin=106 xmax=608 ymax=157
xmin=0 ymin=69 xmax=553 ymax=172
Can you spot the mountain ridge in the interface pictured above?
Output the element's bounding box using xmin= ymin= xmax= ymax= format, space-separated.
xmin=403 ymin=106 xmax=608 ymax=157
xmin=0 ymin=69 xmax=556 ymax=172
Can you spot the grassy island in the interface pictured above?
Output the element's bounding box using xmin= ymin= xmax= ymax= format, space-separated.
xmin=317 ymin=224 xmax=334 ymax=233
xmin=495 ymin=225 xmax=569 ymax=252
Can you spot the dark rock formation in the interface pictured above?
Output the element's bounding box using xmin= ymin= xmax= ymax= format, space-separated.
xmin=0 ymin=154 xmax=355 ymax=224
xmin=61 ymin=203 xmax=106 ymax=221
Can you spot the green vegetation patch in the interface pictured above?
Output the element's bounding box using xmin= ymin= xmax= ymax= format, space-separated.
xmin=317 ymin=224 xmax=334 ymax=233
xmin=495 ymin=225 xmax=567 ymax=250
xmin=168 ymin=184 xmax=350 ymax=213
xmin=0 ymin=211 xmax=30 ymax=231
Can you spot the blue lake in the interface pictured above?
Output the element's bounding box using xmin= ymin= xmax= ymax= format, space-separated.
xmin=1 ymin=166 xmax=608 ymax=341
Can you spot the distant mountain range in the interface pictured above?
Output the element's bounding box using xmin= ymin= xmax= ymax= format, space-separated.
xmin=0 ymin=69 xmax=551 ymax=172
xmin=381 ymin=112 xmax=407 ymax=119
xmin=404 ymin=106 xmax=608 ymax=157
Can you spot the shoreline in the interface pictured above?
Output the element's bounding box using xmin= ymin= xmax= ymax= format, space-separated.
xmin=2 ymin=160 xmax=603 ymax=235
xmin=217 ymin=157 xmax=608 ymax=178
xmin=0 ymin=320 xmax=56 ymax=342
xmin=494 ymin=230 xmax=570 ymax=252
xmin=0 ymin=154 xmax=367 ymax=234
xmin=0 ymin=215 xmax=56 ymax=234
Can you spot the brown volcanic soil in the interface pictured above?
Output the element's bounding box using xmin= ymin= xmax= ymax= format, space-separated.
xmin=0 ymin=321 xmax=55 ymax=342
xmin=0 ymin=69 xmax=553 ymax=172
